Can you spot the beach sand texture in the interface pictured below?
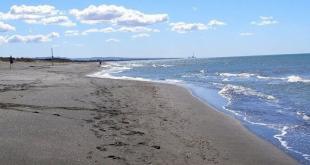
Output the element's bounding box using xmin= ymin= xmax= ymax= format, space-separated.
xmin=0 ymin=62 xmax=297 ymax=165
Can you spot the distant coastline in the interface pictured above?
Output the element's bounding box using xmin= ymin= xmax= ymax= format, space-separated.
xmin=0 ymin=56 xmax=180 ymax=63
xmin=0 ymin=52 xmax=308 ymax=63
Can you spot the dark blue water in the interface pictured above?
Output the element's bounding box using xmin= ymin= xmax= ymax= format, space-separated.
xmin=92 ymin=54 xmax=310 ymax=164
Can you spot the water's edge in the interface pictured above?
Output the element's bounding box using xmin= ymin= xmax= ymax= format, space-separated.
xmin=87 ymin=69 xmax=298 ymax=162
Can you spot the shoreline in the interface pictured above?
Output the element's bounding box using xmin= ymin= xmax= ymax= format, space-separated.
xmin=91 ymin=61 xmax=307 ymax=163
xmin=90 ymin=63 xmax=298 ymax=164
xmin=0 ymin=62 xmax=297 ymax=164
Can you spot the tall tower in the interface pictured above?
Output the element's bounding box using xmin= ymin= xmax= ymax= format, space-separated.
xmin=51 ymin=48 xmax=54 ymax=66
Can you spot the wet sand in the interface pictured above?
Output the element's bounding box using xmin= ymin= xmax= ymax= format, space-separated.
xmin=0 ymin=62 xmax=297 ymax=164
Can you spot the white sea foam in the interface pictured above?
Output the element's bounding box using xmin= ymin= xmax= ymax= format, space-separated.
xmin=181 ymin=71 xmax=207 ymax=79
xmin=100 ymin=62 xmax=132 ymax=73
xmin=256 ymin=75 xmax=275 ymax=80
xmin=287 ymin=75 xmax=310 ymax=83
xmin=151 ymin=64 xmax=173 ymax=68
xmin=162 ymin=64 xmax=173 ymax=67
xmin=273 ymin=125 xmax=310 ymax=161
xmin=219 ymin=84 xmax=277 ymax=101
xmin=219 ymin=72 xmax=257 ymax=78
xmin=129 ymin=63 xmax=144 ymax=67
xmin=257 ymin=74 xmax=310 ymax=83
xmin=88 ymin=70 xmax=152 ymax=82
xmin=269 ymin=75 xmax=310 ymax=83
xmin=235 ymin=109 xmax=310 ymax=162
xmin=88 ymin=62 xmax=182 ymax=85
xmin=243 ymin=116 xmax=272 ymax=127
xmin=219 ymin=72 xmax=310 ymax=84
xmin=274 ymin=126 xmax=291 ymax=149
xmin=222 ymin=106 xmax=242 ymax=117
xmin=164 ymin=79 xmax=183 ymax=84
xmin=88 ymin=62 xmax=150 ymax=81
xmin=297 ymin=111 xmax=310 ymax=121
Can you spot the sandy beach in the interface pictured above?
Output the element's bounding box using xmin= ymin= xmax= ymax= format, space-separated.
xmin=0 ymin=62 xmax=297 ymax=165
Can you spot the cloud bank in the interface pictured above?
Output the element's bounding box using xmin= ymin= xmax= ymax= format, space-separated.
xmin=70 ymin=4 xmax=168 ymax=26
xmin=170 ymin=19 xmax=226 ymax=33
xmin=0 ymin=21 xmax=15 ymax=32
xmin=0 ymin=5 xmax=75 ymax=27
xmin=132 ymin=33 xmax=150 ymax=39
xmin=0 ymin=32 xmax=59 ymax=44
xmin=105 ymin=38 xmax=120 ymax=42
xmin=251 ymin=16 xmax=278 ymax=26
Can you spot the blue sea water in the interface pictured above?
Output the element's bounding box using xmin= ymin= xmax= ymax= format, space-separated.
xmin=91 ymin=54 xmax=310 ymax=164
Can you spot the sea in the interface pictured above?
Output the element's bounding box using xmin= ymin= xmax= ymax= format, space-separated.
xmin=90 ymin=54 xmax=310 ymax=164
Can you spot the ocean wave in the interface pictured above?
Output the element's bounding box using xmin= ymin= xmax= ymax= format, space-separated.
xmin=297 ymin=111 xmax=310 ymax=121
xmin=89 ymin=71 xmax=183 ymax=85
xmin=267 ymin=75 xmax=310 ymax=83
xmin=274 ymin=126 xmax=291 ymax=150
xmin=200 ymin=69 xmax=206 ymax=74
xmin=243 ymin=116 xmax=273 ymax=127
xmin=287 ymin=75 xmax=310 ymax=83
xmin=164 ymin=79 xmax=183 ymax=84
xmin=88 ymin=62 xmax=148 ymax=81
xmin=230 ymin=108 xmax=310 ymax=162
xmin=219 ymin=84 xmax=277 ymax=101
xmin=100 ymin=62 xmax=132 ymax=72
xmin=273 ymin=125 xmax=310 ymax=161
xmin=181 ymin=72 xmax=207 ymax=79
xmin=88 ymin=71 xmax=152 ymax=82
xmin=222 ymin=106 xmax=243 ymax=117
xmin=151 ymin=64 xmax=173 ymax=68
xmin=89 ymin=62 xmax=182 ymax=85
xmin=219 ymin=72 xmax=257 ymax=78
xmin=219 ymin=72 xmax=310 ymax=84
xmin=129 ymin=63 xmax=144 ymax=67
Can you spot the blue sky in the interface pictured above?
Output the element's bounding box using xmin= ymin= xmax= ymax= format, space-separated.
xmin=0 ymin=0 xmax=309 ymax=58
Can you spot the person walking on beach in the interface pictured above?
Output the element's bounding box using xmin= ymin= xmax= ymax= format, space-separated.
xmin=99 ymin=60 xmax=102 ymax=67
xmin=9 ymin=56 xmax=14 ymax=70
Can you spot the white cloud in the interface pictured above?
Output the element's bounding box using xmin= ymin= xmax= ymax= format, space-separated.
xmin=0 ymin=21 xmax=15 ymax=32
xmin=105 ymin=38 xmax=120 ymax=42
xmin=0 ymin=36 xmax=6 ymax=44
xmin=251 ymin=16 xmax=278 ymax=26
xmin=2 ymin=32 xmax=59 ymax=43
xmin=81 ymin=27 xmax=116 ymax=35
xmin=170 ymin=20 xmax=226 ymax=33
xmin=170 ymin=22 xmax=207 ymax=33
xmin=118 ymin=26 xmax=159 ymax=33
xmin=34 ymin=16 xmax=76 ymax=27
xmin=207 ymin=19 xmax=226 ymax=27
xmin=70 ymin=4 xmax=168 ymax=26
xmin=132 ymin=33 xmax=150 ymax=39
xmin=9 ymin=5 xmax=58 ymax=16
xmin=0 ymin=5 xmax=75 ymax=27
xmin=240 ymin=32 xmax=254 ymax=36
xmin=65 ymin=30 xmax=80 ymax=36
xmin=81 ymin=26 xmax=159 ymax=35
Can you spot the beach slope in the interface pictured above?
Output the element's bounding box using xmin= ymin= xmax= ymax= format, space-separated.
xmin=0 ymin=62 xmax=297 ymax=165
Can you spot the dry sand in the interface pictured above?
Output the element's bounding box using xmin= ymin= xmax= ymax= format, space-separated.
xmin=0 ymin=62 xmax=297 ymax=165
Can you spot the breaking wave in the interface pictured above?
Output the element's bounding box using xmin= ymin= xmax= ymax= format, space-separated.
xmin=219 ymin=84 xmax=277 ymax=101
xmin=88 ymin=62 xmax=182 ymax=84
xmin=219 ymin=72 xmax=310 ymax=83
xmin=297 ymin=111 xmax=310 ymax=121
